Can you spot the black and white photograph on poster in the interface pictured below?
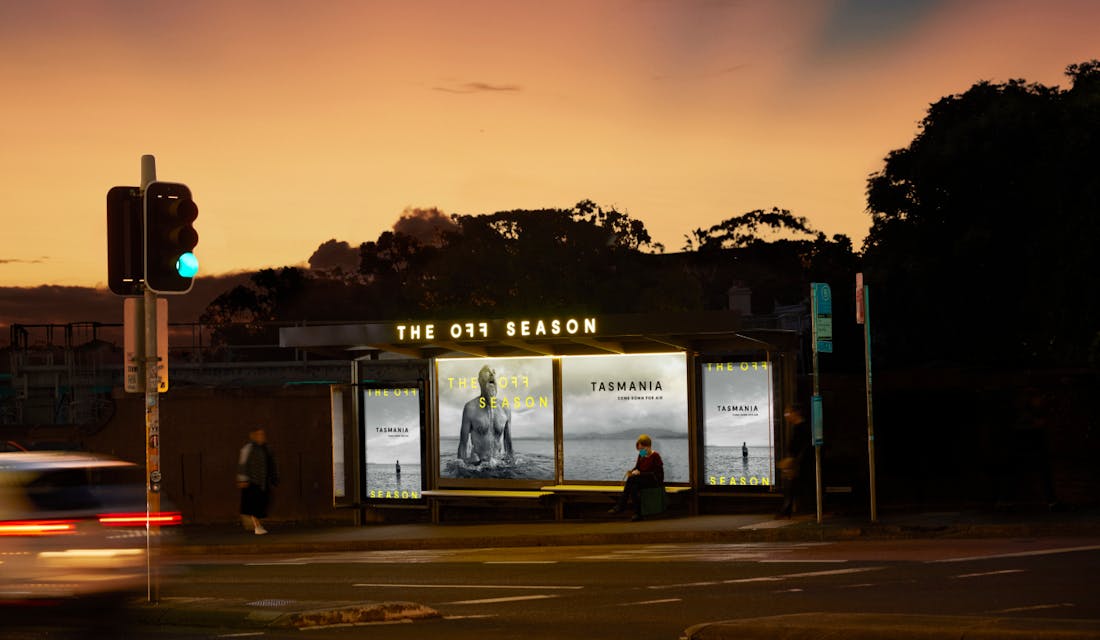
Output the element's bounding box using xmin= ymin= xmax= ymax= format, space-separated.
xmin=701 ymin=361 xmax=774 ymax=487
xmin=363 ymin=387 xmax=422 ymax=499
xmin=561 ymin=353 xmax=689 ymax=483
xmin=437 ymin=357 xmax=554 ymax=480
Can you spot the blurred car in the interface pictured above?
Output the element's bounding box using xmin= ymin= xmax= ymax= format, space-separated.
xmin=0 ymin=451 xmax=180 ymax=603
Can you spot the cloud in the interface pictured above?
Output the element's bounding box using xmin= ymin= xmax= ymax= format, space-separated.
xmin=0 ymin=257 xmax=48 ymax=265
xmin=393 ymin=207 xmax=459 ymax=246
xmin=433 ymin=81 xmax=522 ymax=94
xmin=815 ymin=0 xmax=945 ymax=56
xmin=308 ymin=239 xmax=359 ymax=273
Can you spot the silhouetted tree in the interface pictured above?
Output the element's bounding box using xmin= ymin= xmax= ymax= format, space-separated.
xmin=415 ymin=202 xmax=676 ymax=316
xmin=690 ymin=207 xmax=817 ymax=251
xmin=201 ymin=267 xmax=377 ymax=350
xmin=683 ymin=208 xmax=856 ymax=313
xmin=864 ymin=61 xmax=1100 ymax=367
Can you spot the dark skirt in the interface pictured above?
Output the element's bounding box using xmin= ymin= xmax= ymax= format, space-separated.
xmin=240 ymin=483 xmax=270 ymax=518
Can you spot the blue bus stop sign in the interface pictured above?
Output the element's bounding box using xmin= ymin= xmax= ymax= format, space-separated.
xmin=813 ymin=283 xmax=832 ymax=315
xmin=811 ymin=395 xmax=824 ymax=446
xmin=812 ymin=282 xmax=833 ymax=353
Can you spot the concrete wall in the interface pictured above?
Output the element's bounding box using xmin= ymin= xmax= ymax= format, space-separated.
xmin=67 ymin=366 xmax=1098 ymax=525
xmin=86 ymin=385 xmax=352 ymax=525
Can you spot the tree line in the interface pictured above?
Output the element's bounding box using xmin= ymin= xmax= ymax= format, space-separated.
xmin=202 ymin=61 xmax=1100 ymax=371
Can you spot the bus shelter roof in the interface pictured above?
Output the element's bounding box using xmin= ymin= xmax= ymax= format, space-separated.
xmin=278 ymin=311 xmax=799 ymax=360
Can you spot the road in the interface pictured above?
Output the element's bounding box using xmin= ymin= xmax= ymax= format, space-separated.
xmin=8 ymin=537 xmax=1100 ymax=639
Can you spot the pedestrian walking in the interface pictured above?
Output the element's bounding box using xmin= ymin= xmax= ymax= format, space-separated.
xmin=237 ymin=427 xmax=278 ymax=534
xmin=776 ymin=405 xmax=810 ymax=518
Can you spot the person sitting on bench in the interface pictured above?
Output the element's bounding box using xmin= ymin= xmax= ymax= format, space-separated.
xmin=608 ymin=434 xmax=664 ymax=521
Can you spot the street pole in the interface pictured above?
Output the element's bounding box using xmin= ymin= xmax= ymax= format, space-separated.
xmin=810 ymin=286 xmax=824 ymax=525
xmin=864 ymin=285 xmax=878 ymax=523
xmin=141 ymin=154 xmax=161 ymax=603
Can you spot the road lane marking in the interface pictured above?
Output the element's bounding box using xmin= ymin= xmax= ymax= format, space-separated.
xmin=952 ymin=569 xmax=1026 ymax=579
xmin=354 ymin=583 xmax=582 ymax=590
xmin=781 ymin=567 xmax=884 ymax=578
xmin=647 ymin=566 xmax=882 ymax=590
xmin=444 ymin=594 xmax=559 ymax=605
xmin=647 ymin=581 xmax=721 ymax=590
xmin=577 ymin=542 xmax=830 ymax=562
xmin=483 ymin=561 xmax=558 ymax=564
xmin=723 ymin=567 xmax=882 ymax=583
xmin=931 ymin=544 xmax=1100 ymax=563
xmin=989 ymin=603 xmax=1075 ymax=614
xmin=761 ymin=563 xmax=844 ymax=567
xmin=617 ymin=598 xmax=682 ymax=606
xmin=740 ymin=519 xmax=799 ymax=530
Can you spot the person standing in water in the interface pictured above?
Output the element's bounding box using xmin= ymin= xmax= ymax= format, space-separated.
xmin=457 ymin=365 xmax=513 ymax=466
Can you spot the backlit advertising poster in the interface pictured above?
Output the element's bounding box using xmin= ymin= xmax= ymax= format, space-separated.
xmin=437 ymin=357 xmax=555 ymax=480
xmin=561 ymin=353 xmax=689 ymax=483
xmin=363 ymin=387 xmax=422 ymax=500
xmin=701 ymin=361 xmax=774 ymax=487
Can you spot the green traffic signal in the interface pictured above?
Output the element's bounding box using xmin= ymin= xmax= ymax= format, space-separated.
xmin=144 ymin=181 xmax=199 ymax=294
xmin=176 ymin=251 xmax=199 ymax=278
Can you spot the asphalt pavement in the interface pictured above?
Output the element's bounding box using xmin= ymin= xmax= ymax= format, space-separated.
xmin=135 ymin=506 xmax=1100 ymax=638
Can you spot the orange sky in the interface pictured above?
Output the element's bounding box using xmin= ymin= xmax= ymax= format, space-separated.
xmin=2 ymin=0 xmax=1098 ymax=288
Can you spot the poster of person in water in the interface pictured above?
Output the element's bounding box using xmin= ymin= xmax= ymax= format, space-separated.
xmin=560 ymin=353 xmax=689 ymax=483
xmin=700 ymin=361 xmax=775 ymax=487
xmin=362 ymin=387 xmax=422 ymax=500
xmin=437 ymin=357 xmax=555 ymax=480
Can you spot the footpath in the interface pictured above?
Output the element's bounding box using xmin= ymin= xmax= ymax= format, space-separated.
xmin=133 ymin=507 xmax=1100 ymax=638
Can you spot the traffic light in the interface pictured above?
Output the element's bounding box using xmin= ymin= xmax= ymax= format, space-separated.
xmin=144 ymin=181 xmax=199 ymax=294
xmin=107 ymin=186 xmax=144 ymax=296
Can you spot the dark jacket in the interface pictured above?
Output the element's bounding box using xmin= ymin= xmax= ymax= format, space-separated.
xmin=237 ymin=442 xmax=279 ymax=490
xmin=632 ymin=451 xmax=664 ymax=485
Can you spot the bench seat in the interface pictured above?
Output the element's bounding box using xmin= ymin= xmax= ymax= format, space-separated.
xmin=422 ymin=489 xmax=552 ymax=499
xmin=422 ymin=489 xmax=554 ymax=523
xmin=539 ymin=484 xmax=694 ymax=519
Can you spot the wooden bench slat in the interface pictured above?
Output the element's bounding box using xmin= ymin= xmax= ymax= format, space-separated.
xmin=422 ymin=490 xmax=552 ymax=499
xmin=540 ymin=484 xmax=693 ymax=494
xmin=540 ymin=484 xmax=621 ymax=493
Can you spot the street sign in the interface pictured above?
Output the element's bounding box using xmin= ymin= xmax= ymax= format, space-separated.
xmin=813 ymin=282 xmax=832 ymax=315
xmin=811 ymin=282 xmax=833 ymax=354
xmin=811 ymin=394 xmax=824 ymax=446
xmin=124 ymin=297 xmax=168 ymax=392
xmin=856 ymin=272 xmax=865 ymax=325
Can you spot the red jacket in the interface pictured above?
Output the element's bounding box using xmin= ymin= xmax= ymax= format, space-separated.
xmin=633 ymin=451 xmax=664 ymax=484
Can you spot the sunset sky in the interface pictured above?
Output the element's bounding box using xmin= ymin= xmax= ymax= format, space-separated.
xmin=2 ymin=0 xmax=1098 ymax=289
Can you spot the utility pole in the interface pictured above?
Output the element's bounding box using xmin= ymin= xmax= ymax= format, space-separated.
xmin=857 ymin=274 xmax=878 ymax=523
xmin=109 ymin=154 xmax=196 ymax=602
xmin=141 ymin=154 xmax=161 ymax=603
xmin=810 ymin=283 xmax=832 ymax=525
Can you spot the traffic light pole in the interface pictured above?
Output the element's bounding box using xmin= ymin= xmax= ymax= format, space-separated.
xmin=141 ymin=154 xmax=161 ymax=603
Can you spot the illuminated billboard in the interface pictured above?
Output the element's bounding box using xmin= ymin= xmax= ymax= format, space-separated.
xmin=700 ymin=361 xmax=775 ymax=487
xmin=437 ymin=357 xmax=555 ymax=480
xmin=560 ymin=353 xmax=689 ymax=483
xmin=363 ymin=386 xmax=423 ymax=500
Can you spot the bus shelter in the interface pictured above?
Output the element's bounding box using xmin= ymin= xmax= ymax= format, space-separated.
xmin=280 ymin=311 xmax=801 ymax=520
